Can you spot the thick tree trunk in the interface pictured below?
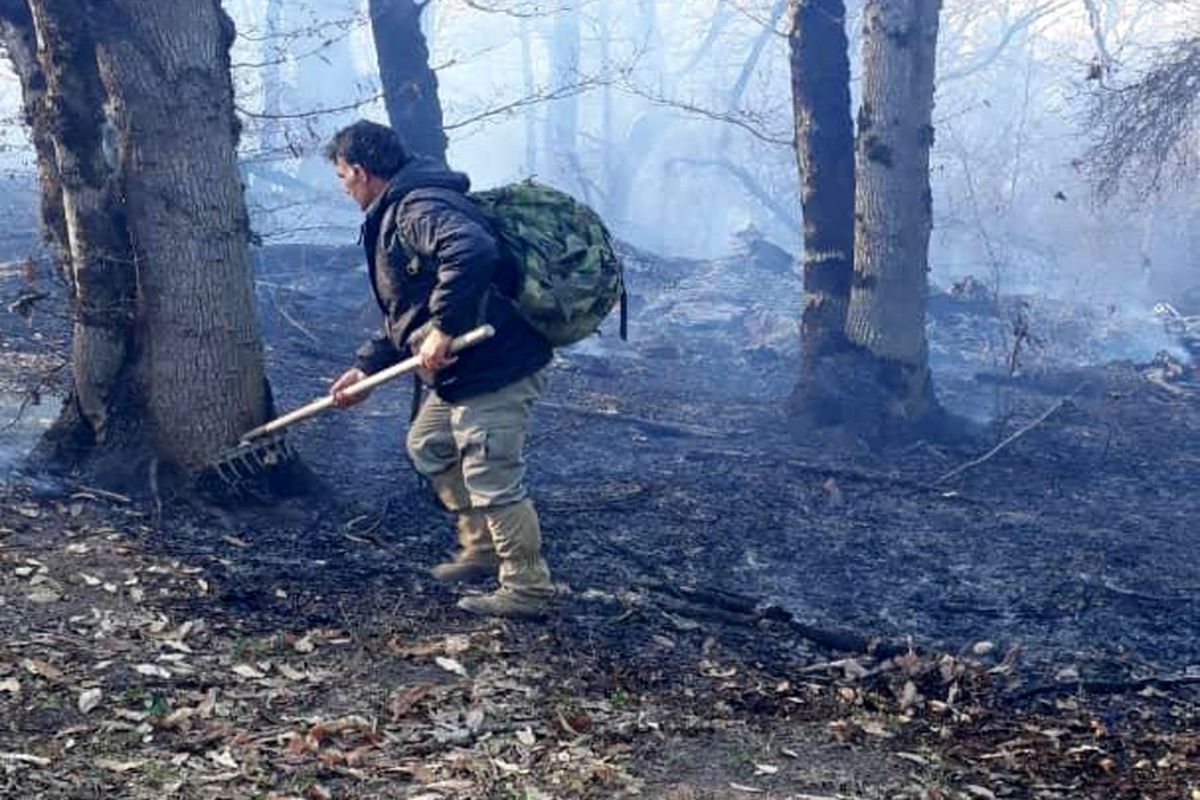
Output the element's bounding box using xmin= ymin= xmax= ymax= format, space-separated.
xmin=844 ymin=0 xmax=942 ymax=429
xmin=787 ymin=0 xmax=855 ymax=369
xmin=94 ymin=0 xmax=269 ymax=471
xmin=25 ymin=0 xmax=274 ymax=486
xmin=29 ymin=0 xmax=138 ymax=456
xmin=369 ymin=0 xmax=447 ymax=164
xmin=0 ymin=1 xmax=68 ymax=262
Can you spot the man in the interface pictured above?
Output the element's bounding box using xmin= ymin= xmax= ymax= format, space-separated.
xmin=325 ymin=120 xmax=555 ymax=619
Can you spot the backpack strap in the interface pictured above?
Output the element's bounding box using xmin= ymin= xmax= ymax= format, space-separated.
xmin=619 ymin=286 xmax=628 ymax=341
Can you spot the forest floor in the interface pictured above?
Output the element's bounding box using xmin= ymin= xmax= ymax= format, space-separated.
xmin=1 ymin=245 xmax=1199 ymax=800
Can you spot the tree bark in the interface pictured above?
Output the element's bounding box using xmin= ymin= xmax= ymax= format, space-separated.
xmin=842 ymin=0 xmax=942 ymax=429
xmin=787 ymin=0 xmax=855 ymax=367
xmin=369 ymin=0 xmax=447 ymax=164
xmin=93 ymin=0 xmax=269 ymax=470
xmin=24 ymin=0 xmax=274 ymax=486
xmin=0 ymin=0 xmax=68 ymax=262
xmin=29 ymin=0 xmax=138 ymax=455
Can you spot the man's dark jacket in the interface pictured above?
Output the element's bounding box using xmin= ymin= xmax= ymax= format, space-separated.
xmin=354 ymin=157 xmax=551 ymax=402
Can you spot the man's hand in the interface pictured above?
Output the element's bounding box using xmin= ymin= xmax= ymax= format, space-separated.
xmin=330 ymin=367 xmax=370 ymax=408
xmin=417 ymin=327 xmax=457 ymax=372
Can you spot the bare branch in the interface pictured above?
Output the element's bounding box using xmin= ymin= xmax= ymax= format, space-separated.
xmin=443 ymin=77 xmax=606 ymax=131
xmin=1084 ymin=35 xmax=1200 ymax=198
xmin=617 ymin=81 xmax=794 ymax=147
xmin=447 ymin=0 xmax=575 ymax=18
xmin=939 ymin=1 xmax=1071 ymax=84
xmin=235 ymin=92 xmax=384 ymax=121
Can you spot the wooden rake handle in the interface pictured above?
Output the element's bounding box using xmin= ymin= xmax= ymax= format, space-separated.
xmin=240 ymin=324 xmax=495 ymax=442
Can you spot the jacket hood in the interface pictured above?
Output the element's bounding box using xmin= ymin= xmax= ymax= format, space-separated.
xmin=383 ymin=156 xmax=470 ymax=204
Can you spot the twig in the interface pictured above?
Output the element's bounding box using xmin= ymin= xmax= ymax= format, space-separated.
xmin=935 ymin=398 xmax=1072 ymax=484
xmin=72 ymin=486 xmax=132 ymax=504
xmin=642 ymin=582 xmax=914 ymax=659
xmin=1 ymin=360 xmax=68 ymax=432
xmin=269 ymin=286 xmax=319 ymax=345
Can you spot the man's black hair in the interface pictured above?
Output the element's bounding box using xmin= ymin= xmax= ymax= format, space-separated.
xmin=324 ymin=120 xmax=410 ymax=179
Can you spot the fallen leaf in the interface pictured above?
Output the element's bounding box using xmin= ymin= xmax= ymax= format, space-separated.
xmin=207 ymin=748 xmax=238 ymax=770
xmin=0 ymin=752 xmax=50 ymax=767
xmin=443 ymin=634 xmax=471 ymax=655
xmin=434 ymin=656 xmax=468 ymax=678
xmin=26 ymin=585 xmax=61 ymax=604
xmin=96 ymin=758 xmax=144 ymax=773
xmin=78 ymin=688 xmax=103 ymax=714
xmin=0 ymin=678 xmax=20 ymax=695
xmin=277 ymin=663 xmax=307 ymax=681
xmin=516 ymin=727 xmax=536 ymax=746
xmin=895 ymin=751 xmax=930 ymax=766
xmin=133 ymin=664 xmax=172 ymax=679
xmin=492 ymin=756 xmax=526 ymax=775
xmin=232 ymin=664 xmax=265 ymax=680
xmin=729 ymin=783 xmax=765 ymax=794
xmin=22 ymin=659 xmax=64 ymax=682
xmin=156 ymin=707 xmax=195 ymax=731
xmin=860 ymin=719 xmax=893 ymax=738
xmin=388 ymin=684 xmax=435 ymax=719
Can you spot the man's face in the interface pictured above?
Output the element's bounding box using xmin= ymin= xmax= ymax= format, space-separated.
xmin=335 ymin=157 xmax=381 ymax=211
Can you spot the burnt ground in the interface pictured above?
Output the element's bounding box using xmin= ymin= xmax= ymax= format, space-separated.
xmin=1 ymin=243 xmax=1199 ymax=799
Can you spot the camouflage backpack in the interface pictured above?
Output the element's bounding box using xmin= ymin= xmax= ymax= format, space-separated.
xmin=469 ymin=181 xmax=626 ymax=347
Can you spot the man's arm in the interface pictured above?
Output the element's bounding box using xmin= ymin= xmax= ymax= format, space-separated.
xmin=400 ymin=196 xmax=498 ymax=337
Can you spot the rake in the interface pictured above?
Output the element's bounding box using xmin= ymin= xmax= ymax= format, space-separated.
xmin=204 ymin=324 xmax=495 ymax=498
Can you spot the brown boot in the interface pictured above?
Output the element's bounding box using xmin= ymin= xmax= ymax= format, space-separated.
xmin=430 ymin=510 xmax=498 ymax=584
xmin=456 ymin=500 xmax=553 ymax=619
xmin=428 ymin=470 xmax=497 ymax=584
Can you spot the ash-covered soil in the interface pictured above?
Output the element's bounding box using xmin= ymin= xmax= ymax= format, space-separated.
xmin=229 ymin=240 xmax=1200 ymax=675
xmin=1 ymin=240 xmax=1198 ymax=799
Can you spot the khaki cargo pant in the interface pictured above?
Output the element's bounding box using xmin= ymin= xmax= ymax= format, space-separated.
xmin=406 ymin=370 xmax=547 ymax=512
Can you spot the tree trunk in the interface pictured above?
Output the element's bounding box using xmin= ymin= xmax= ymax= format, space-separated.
xmin=369 ymin=0 xmax=447 ymax=164
xmin=29 ymin=0 xmax=139 ymax=460
xmin=545 ymin=3 xmax=581 ymax=188
xmin=0 ymin=1 xmax=68 ymax=263
xmin=787 ymin=0 xmax=855 ymax=371
xmin=843 ymin=0 xmax=942 ymax=429
xmin=25 ymin=0 xmax=275 ymax=487
xmin=260 ymin=0 xmax=286 ymax=154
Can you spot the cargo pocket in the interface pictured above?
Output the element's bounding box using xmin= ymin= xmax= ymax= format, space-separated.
xmin=461 ymin=426 xmax=527 ymax=508
xmin=484 ymin=427 xmax=526 ymax=469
